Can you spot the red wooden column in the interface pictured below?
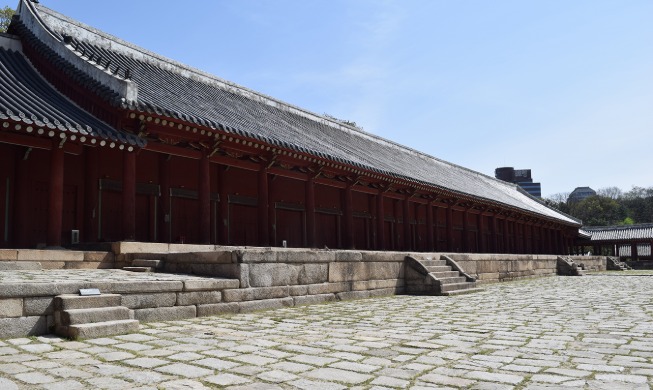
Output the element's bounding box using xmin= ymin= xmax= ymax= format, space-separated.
xmin=122 ymin=151 xmax=136 ymax=241
xmin=305 ymin=177 xmax=316 ymax=248
xmin=158 ymin=155 xmax=171 ymax=243
xmin=198 ymin=152 xmax=211 ymax=244
xmin=500 ymin=219 xmax=507 ymax=253
xmin=446 ymin=204 xmax=453 ymax=251
xmin=631 ymin=242 xmax=638 ymax=260
xmin=47 ymin=144 xmax=64 ymax=247
xmin=258 ymin=167 xmax=269 ymax=246
xmin=344 ymin=184 xmax=354 ymax=249
xmin=490 ymin=214 xmax=498 ymax=253
xmin=218 ymin=165 xmax=229 ymax=244
xmin=376 ymin=191 xmax=385 ymax=250
xmin=403 ymin=195 xmax=411 ymax=251
xmin=84 ymin=147 xmax=99 ymax=242
xmin=477 ymin=213 xmax=485 ymax=253
xmin=305 ymin=176 xmax=316 ymax=248
xmin=426 ymin=201 xmax=434 ymax=252
xmin=462 ymin=209 xmax=469 ymax=252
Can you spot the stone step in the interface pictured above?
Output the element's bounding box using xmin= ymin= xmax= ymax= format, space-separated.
xmin=55 ymin=294 xmax=122 ymax=311
xmin=442 ymin=287 xmax=484 ymax=296
xmin=430 ymin=271 xmax=460 ymax=279
xmin=122 ymin=266 xmax=154 ymax=272
xmin=436 ymin=276 xmax=468 ymax=285
xmin=132 ymin=259 xmax=162 ymax=268
xmin=425 ymin=265 xmax=452 ymax=273
xmin=59 ymin=306 xmax=132 ymax=326
xmin=441 ymin=282 xmax=477 ymax=293
xmin=66 ymin=319 xmax=140 ymax=339
xmin=419 ymin=260 xmax=448 ymax=267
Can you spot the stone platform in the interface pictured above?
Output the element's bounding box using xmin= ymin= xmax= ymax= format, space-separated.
xmin=0 ymin=273 xmax=652 ymax=389
xmin=0 ymin=269 xmax=241 ymax=338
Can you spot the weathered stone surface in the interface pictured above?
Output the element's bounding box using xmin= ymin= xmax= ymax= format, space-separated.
xmin=222 ymin=286 xmax=290 ymax=302
xmin=55 ymin=294 xmax=122 ymax=311
xmin=351 ymin=279 xmax=403 ymax=291
xmin=176 ymin=291 xmax=222 ymax=306
xmin=17 ymin=250 xmax=84 ymax=262
xmin=111 ymin=241 xmax=168 ymax=254
xmin=238 ymin=297 xmax=294 ymax=313
xmin=107 ymin=281 xmax=183 ymax=293
xmin=293 ymin=294 xmax=335 ymax=306
xmin=167 ymin=251 xmax=235 ymax=264
xmin=360 ymin=251 xmax=404 ymax=262
xmin=121 ymin=293 xmax=177 ymax=309
xmin=23 ymin=297 xmax=54 ymax=316
xmin=0 ymin=316 xmax=47 ymax=338
xmin=333 ymin=251 xmax=363 ymax=262
xmin=306 ymin=282 xmax=351 ymax=295
xmin=165 ymin=262 xmax=240 ymax=279
xmin=83 ymin=251 xmax=115 ymax=262
xmin=0 ymin=261 xmax=41 ymax=271
xmin=133 ymin=305 xmax=197 ymax=322
xmin=61 ymin=307 xmax=131 ymax=326
xmin=40 ymin=262 xmax=66 ymax=269
xmin=328 ymin=261 xmax=403 ymax=282
xmin=0 ymin=299 xmax=23 ymax=318
xmin=183 ymin=279 xmax=239 ymax=291
xmin=64 ymin=261 xmax=114 ymax=270
xmin=0 ymin=282 xmax=83 ymax=298
xmin=336 ymin=290 xmax=371 ymax=301
xmin=0 ymin=249 xmax=18 ymax=261
xmin=247 ymin=263 xmax=328 ymax=287
xmin=196 ymin=302 xmax=240 ymax=317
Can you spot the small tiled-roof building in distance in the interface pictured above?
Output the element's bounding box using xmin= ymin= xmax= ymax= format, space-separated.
xmin=0 ymin=0 xmax=581 ymax=253
xmin=579 ymin=224 xmax=653 ymax=260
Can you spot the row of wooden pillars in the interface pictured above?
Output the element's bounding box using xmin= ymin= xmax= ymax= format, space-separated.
xmin=43 ymin=142 xmax=573 ymax=254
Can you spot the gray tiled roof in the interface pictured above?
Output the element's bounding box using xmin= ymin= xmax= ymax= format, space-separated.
xmin=582 ymin=224 xmax=653 ymax=242
xmin=0 ymin=41 xmax=142 ymax=146
xmin=14 ymin=1 xmax=580 ymax=226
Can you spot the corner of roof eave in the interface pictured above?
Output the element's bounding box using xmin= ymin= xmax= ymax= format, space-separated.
xmin=512 ymin=185 xmax=582 ymax=227
xmin=17 ymin=0 xmax=138 ymax=103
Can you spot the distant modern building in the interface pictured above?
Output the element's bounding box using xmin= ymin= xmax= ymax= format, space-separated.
xmin=568 ymin=187 xmax=596 ymax=203
xmin=495 ymin=167 xmax=542 ymax=198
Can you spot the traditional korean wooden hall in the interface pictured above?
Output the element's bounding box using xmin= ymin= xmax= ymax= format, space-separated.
xmin=0 ymin=0 xmax=581 ymax=253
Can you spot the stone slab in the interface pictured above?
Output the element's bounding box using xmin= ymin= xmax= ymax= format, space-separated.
xmin=167 ymin=251 xmax=235 ymax=264
xmin=23 ymin=297 xmax=54 ymax=316
xmin=183 ymin=279 xmax=239 ymax=291
xmin=196 ymin=302 xmax=241 ymax=317
xmin=111 ymin=242 xmax=169 ymax=254
xmin=55 ymin=294 xmax=122 ymax=311
xmin=293 ymin=294 xmax=336 ymax=306
xmin=0 ymin=249 xmax=18 ymax=261
xmin=107 ymin=281 xmax=183 ymax=293
xmin=133 ymin=305 xmax=197 ymax=322
xmin=222 ymin=286 xmax=290 ymax=302
xmin=0 ymin=298 xmax=23 ymax=318
xmin=0 ymin=261 xmax=41 ymax=271
xmin=0 ymin=316 xmax=47 ymax=338
xmin=176 ymin=291 xmax=222 ymax=306
xmin=121 ymin=293 xmax=177 ymax=309
xmin=238 ymin=297 xmax=294 ymax=313
xmin=0 ymin=282 xmax=85 ymax=298
xmin=17 ymin=250 xmax=84 ymax=262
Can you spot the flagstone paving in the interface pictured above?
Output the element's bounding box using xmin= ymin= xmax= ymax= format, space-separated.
xmin=1 ymin=273 xmax=653 ymax=389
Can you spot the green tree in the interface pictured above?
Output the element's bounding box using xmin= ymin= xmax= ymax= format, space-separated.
xmin=0 ymin=6 xmax=14 ymax=33
xmin=568 ymin=195 xmax=627 ymax=226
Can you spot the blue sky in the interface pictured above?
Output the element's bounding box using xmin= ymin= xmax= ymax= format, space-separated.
xmin=6 ymin=0 xmax=653 ymax=197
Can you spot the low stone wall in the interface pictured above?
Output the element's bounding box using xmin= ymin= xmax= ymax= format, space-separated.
xmin=163 ymin=248 xmax=408 ymax=309
xmin=568 ymin=256 xmax=606 ymax=272
xmin=0 ymin=277 xmax=238 ymax=338
xmin=0 ymin=249 xmax=115 ymax=269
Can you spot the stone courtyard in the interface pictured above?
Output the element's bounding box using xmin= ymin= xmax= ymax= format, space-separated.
xmin=0 ymin=273 xmax=652 ymax=390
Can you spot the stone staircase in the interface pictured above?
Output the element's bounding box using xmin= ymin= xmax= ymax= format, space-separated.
xmin=405 ymin=255 xmax=482 ymax=296
xmin=607 ymin=256 xmax=633 ymax=271
xmin=123 ymin=258 xmax=163 ymax=273
xmin=54 ymin=294 xmax=139 ymax=339
xmin=556 ymin=256 xmax=585 ymax=276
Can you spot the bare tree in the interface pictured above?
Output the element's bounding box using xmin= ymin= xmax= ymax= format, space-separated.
xmin=597 ymin=186 xmax=623 ymax=200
